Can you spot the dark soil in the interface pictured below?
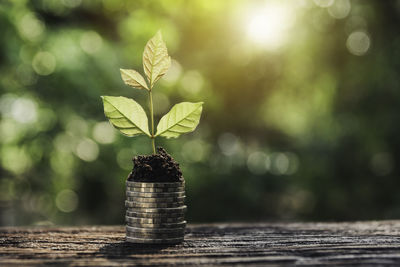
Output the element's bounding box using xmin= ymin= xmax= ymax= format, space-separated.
xmin=128 ymin=147 xmax=183 ymax=182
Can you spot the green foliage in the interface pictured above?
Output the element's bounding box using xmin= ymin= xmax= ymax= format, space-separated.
xmin=101 ymin=96 xmax=150 ymax=137
xmin=143 ymin=30 xmax=171 ymax=88
xmin=102 ymin=31 xmax=203 ymax=153
xmin=120 ymin=69 xmax=149 ymax=91
xmin=156 ymin=102 xmax=204 ymax=138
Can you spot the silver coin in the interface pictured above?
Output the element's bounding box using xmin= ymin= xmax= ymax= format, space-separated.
xmin=126 ymin=186 xmax=185 ymax=193
xmin=125 ymin=214 xmax=185 ymax=222
xmin=126 ymin=225 xmax=185 ymax=233
xmin=126 ymin=233 xmax=185 ymax=241
xmin=126 ymin=231 xmax=184 ymax=239
xmin=126 ymin=217 xmax=186 ymax=228
xmin=125 ymin=196 xmax=185 ymax=203
xmin=126 ymin=236 xmax=184 ymax=244
xmin=126 ymin=191 xmax=185 ymax=198
xmin=125 ymin=205 xmax=187 ymax=214
xmin=125 ymin=209 xmax=186 ymax=217
xmin=126 ymin=209 xmax=185 ymax=222
xmin=126 ymin=212 xmax=185 ymax=220
xmin=126 ymin=181 xmax=184 ymax=188
xmin=125 ymin=200 xmax=184 ymax=209
xmin=125 ymin=198 xmax=185 ymax=206
xmin=126 ymin=222 xmax=186 ymax=229
xmin=126 ymin=230 xmax=185 ymax=237
xmin=125 ymin=207 xmax=187 ymax=216
xmin=126 ymin=213 xmax=184 ymax=221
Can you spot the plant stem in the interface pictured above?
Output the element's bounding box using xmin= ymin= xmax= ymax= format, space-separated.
xmin=149 ymin=89 xmax=156 ymax=154
xmin=151 ymin=137 xmax=155 ymax=154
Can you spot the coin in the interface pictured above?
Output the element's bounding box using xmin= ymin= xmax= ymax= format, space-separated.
xmin=126 ymin=209 xmax=185 ymax=222
xmin=126 ymin=181 xmax=184 ymax=188
xmin=126 ymin=217 xmax=186 ymax=228
xmin=126 ymin=236 xmax=184 ymax=244
xmin=126 ymin=222 xmax=186 ymax=229
xmin=126 ymin=197 xmax=185 ymax=205
xmin=125 ymin=205 xmax=187 ymax=214
xmin=126 ymin=211 xmax=185 ymax=220
xmin=126 ymin=231 xmax=184 ymax=239
xmin=126 ymin=186 xmax=185 ymax=193
xmin=125 ymin=196 xmax=185 ymax=203
xmin=126 ymin=191 xmax=185 ymax=198
xmin=126 ymin=225 xmax=185 ymax=234
xmin=125 ymin=200 xmax=184 ymax=209
xmin=125 ymin=213 xmax=185 ymax=222
xmin=126 ymin=222 xmax=185 ymax=229
xmin=126 ymin=230 xmax=184 ymax=240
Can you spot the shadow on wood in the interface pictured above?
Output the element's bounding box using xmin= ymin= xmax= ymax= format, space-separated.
xmin=99 ymin=241 xmax=178 ymax=258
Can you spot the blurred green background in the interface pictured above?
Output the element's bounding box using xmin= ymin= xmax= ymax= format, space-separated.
xmin=1 ymin=0 xmax=400 ymax=226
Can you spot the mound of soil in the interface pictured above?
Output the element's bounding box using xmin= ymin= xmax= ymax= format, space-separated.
xmin=128 ymin=147 xmax=183 ymax=182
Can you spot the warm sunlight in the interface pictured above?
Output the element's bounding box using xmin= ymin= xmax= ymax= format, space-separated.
xmin=246 ymin=2 xmax=294 ymax=50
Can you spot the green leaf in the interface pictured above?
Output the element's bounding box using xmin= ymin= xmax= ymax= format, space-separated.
xmin=101 ymin=96 xmax=150 ymax=137
xmin=120 ymin=69 xmax=149 ymax=90
xmin=143 ymin=30 xmax=171 ymax=88
xmin=155 ymin=102 xmax=203 ymax=138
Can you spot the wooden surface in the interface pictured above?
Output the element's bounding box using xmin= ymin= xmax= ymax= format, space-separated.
xmin=1 ymin=221 xmax=400 ymax=266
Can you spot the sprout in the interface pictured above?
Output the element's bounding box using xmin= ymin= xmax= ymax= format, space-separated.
xmin=101 ymin=31 xmax=203 ymax=154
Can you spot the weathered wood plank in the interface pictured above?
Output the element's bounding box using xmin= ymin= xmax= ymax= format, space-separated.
xmin=1 ymin=221 xmax=400 ymax=266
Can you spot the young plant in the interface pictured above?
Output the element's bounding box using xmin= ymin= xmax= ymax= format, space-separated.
xmin=101 ymin=31 xmax=203 ymax=154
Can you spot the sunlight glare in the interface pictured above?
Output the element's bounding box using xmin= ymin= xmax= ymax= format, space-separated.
xmin=246 ymin=3 xmax=294 ymax=50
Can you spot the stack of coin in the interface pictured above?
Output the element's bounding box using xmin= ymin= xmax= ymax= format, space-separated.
xmin=125 ymin=180 xmax=186 ymax=244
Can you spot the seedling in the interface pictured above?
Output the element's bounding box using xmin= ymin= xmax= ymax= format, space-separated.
xmin=101 ymin=31 xmax=203 ymax=154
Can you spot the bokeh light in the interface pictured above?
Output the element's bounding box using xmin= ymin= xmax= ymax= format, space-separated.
xmin=17 ymin=13 xmax=45 ymax=42
xmin=247 ymin=151 xmax=269 ymax=175
xmin=32 ymin=51 xmax=56 ymax=75
xmin=75 ymin=138 xmax=99 ymax=162
xmin=346 ymin=31 xmax=371 ymax=56
xmin=313 ymin=0 xmax=334 ymax=8
xmin=55 ymin=189 xmax=79 ymax=213
xmin=93 ymin=122 xmax=116 ymax=144
xmin=327 ymin=0 xmax=351 ymax=19
xmin=10 ymin=98 xmax=37 ymax=124
xmin=1 ymin=0 xmax=400 ymax=226
xmin=80 ymin=31 xmax=103 ymax=54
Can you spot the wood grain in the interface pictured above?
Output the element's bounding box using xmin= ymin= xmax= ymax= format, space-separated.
xmin=1 ymin=221 xmax=400 ymax=266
